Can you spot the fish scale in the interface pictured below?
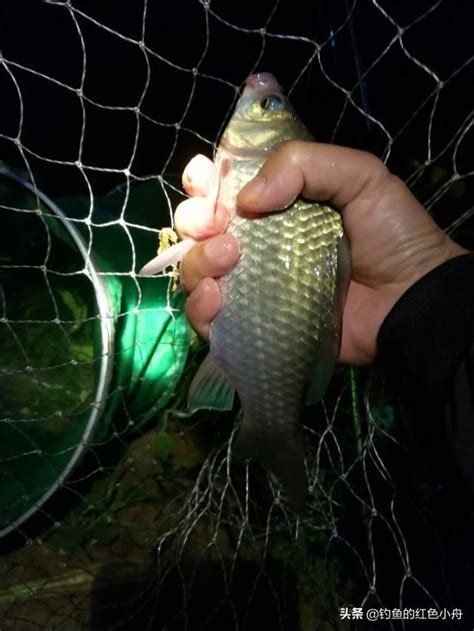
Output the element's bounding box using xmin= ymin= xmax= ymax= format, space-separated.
xmin=211 ymin=203 xmax=343 ymax=435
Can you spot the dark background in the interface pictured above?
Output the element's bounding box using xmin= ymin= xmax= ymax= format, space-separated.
xmin=1 ymin=0 xmax=473 ymax=245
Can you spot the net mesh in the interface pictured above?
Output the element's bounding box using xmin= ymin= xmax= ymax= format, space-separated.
xmin=1 ymin=1 xmax=473 ymax=629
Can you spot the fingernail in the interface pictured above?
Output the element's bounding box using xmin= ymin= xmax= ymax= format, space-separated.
xmin=238 ymin=176 xmax=267 ymax=207
xmin=204 ymin=234 xmax=235 ymax=259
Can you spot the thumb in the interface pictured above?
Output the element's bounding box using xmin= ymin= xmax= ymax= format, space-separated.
xmin=237 ymin=140 xmax=390 ymax=212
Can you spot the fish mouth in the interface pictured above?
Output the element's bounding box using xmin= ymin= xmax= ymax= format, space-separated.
xmin=244 ymin=73 xmax=283 ymax=97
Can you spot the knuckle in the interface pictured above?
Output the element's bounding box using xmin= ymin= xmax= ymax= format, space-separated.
xmin=361 ymin=151 xmax=391 ymax=183
xmin=275 ymin=139 xmax=304 ymax=164
xmin=184 ymin=295 xmax=195 ymax=320
xmin=184 ymin=299 xmax=201 ymax=335
xmin=178 ymin=256 xmax=192 ymax=294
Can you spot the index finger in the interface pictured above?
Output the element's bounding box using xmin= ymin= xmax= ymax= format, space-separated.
xmin=174 ymin=197 xmax=228 ymax=241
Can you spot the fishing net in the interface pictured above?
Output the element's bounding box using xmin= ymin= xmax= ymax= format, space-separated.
xmin=1 ymin=1 xmax=473 ymax=629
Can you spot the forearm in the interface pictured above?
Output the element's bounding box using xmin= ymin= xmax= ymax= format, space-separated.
xmin=377 ymin=252 xmax=474 ymax=488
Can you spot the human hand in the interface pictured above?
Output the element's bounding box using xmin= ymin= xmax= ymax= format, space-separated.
xmin=177 ymin=143 xmax=468 ymax=365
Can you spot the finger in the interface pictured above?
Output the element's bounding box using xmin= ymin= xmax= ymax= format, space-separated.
xmin=182 ymin=154 xmax=217 ymax=197
xmin=179 ymin=233 xmax=240 ymax=294
xmin=175 ymin=196 xmax=228 ymax=240
xmin=185 ymin=277 xmax=221 ymax=341
xmin=237 ymin=141 xmax=391 ymax=212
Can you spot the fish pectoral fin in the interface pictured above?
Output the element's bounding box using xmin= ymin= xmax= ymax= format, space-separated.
xmin=233 ymin=423 xmax=308 ymax=513
xmin=187 ymin=352 xmax=235 ymax=413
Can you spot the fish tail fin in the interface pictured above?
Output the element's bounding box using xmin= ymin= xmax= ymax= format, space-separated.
xmin=233 ymin=422 xmax=307 ymax=513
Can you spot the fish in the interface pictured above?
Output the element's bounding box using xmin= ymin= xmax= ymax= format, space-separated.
xmin=140 ymin=72 xmax=351 ymax=511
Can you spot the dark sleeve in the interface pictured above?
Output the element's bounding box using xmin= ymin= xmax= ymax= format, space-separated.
xmin=377 ymin=253 xmax=474 ymax=490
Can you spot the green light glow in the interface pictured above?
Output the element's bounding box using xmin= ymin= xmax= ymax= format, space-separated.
xmin=0 ymin=176 xmax=191 ymax=534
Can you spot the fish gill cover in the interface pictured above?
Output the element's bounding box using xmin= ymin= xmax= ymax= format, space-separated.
xmin=0 ymin=1 xmax=473 ymax=630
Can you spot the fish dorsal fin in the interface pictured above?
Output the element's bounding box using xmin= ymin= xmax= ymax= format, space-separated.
xmin=305 ymin=333 xmax=339 ymax=406
xmin=306 ymin=231 xmax=351 ymax=406
xmin=188 ymin=352 xmax=235 ymax=413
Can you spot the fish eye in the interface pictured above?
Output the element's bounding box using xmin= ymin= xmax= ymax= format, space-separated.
xmin=259 ymin=95 xmax=284 ymax=111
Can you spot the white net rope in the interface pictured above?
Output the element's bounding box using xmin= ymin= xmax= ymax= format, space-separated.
xmin=1 ymin=1 xmax=473 ymax=629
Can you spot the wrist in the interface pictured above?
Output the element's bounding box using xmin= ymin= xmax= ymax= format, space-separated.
xmin=396 ymin=237 xmax=469 ymax=294
xmin=377 ymin=251 xmax=474 ymax=397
